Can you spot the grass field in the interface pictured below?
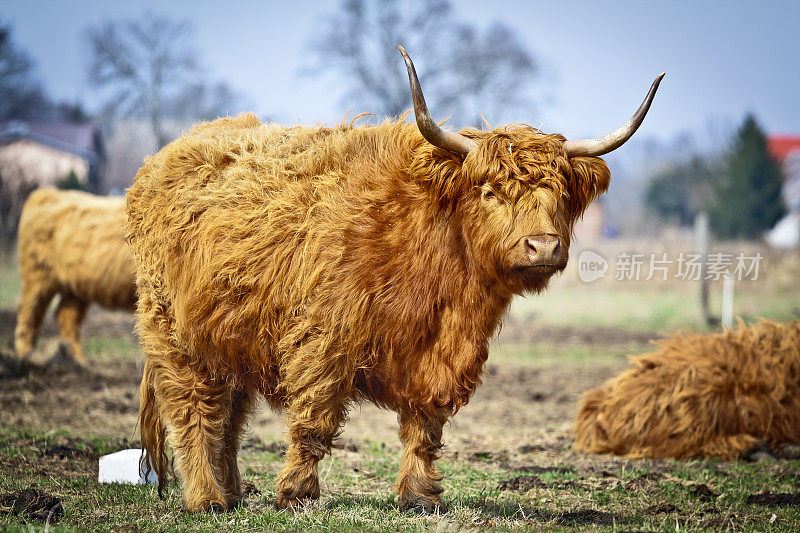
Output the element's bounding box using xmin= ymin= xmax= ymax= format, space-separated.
xmin=1 ymin=245 xmax=799 ymax=531
xmin=2 ymin=410 xmax=800 ymax=531
xmin=514 ymin=280 xmax=800 ymax=333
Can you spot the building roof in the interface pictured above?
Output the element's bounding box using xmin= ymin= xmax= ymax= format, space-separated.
xmin=768 ymin=135 xmax=800 ymax=162
xmin=0 ymin=120 xmax=104 ymax=162
xmin=768 ymin=135 xmax=800 ymax=213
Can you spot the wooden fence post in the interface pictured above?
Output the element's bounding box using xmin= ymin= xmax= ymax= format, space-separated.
xmin=695 ymin=212 xmax=710 ymax=325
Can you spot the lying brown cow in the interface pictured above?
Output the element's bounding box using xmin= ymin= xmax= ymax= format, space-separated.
xmin=127 ymin=47 xmax=663 ymax=511
xmin=576 ymin=320 xmax=800 ymax=460
xmin=15 ymin=188 xmax=136 ymax=366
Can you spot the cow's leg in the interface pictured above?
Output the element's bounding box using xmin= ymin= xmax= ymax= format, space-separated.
xmin=275 ymin=383 xmax=349 ymax=509
xmin=152 ymin=357 xmax=234 ymax=511
xmin=218 ymin=388 xmax=256 ymax=508
xmin=699 ymin=433 xmax=761 ymax=460
xmin=396 ymin=408 xmax=449 ymax=512
xmin=14 ymin=272 xmax=56 ymax=358
xmin=54 ymin=294 xmax=89 ymax=365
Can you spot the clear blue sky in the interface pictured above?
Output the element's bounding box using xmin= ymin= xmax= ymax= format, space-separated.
xmin=2 ymin=0 xmax=798 ymax=143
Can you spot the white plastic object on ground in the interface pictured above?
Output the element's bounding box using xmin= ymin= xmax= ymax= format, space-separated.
xmin=98 ymin=449 xmax=158 ymax=484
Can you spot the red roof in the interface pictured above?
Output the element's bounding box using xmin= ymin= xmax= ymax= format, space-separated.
xmin=768 ymin=135 xmax=800 ymax=161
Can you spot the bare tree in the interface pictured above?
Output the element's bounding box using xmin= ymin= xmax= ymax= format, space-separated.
xmin=0 ymin=21 xmax=57 ymax=121
xmin=86 ymin=14 xmax=197 ymax=149
xmin=86 ymin=14 xmax=248 ymax=149
xmin=308 ymin=0 xmax=539 ymax=127
xmin=169 ymin=81 xmax=246 ymax=122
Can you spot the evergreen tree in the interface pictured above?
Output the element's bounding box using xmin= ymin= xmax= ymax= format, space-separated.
xmin=708 ymin=114 xmax=784 ymax=239
xmin=57 ymin=170 xmax=86 ymax=191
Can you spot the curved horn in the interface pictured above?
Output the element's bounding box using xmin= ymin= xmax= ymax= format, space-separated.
xmin=398 ymin=45 xmax=477 ymax=156
xmin=564 ymin=73 xmax=665 ymax=157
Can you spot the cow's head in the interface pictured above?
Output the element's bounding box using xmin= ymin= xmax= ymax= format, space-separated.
xmin=400 ymin=46 xmax=663 ymax=294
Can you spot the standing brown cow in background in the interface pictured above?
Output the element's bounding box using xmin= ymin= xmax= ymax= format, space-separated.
xmin=127 ymin=47 xmax=663 ymax=512
xmin=15 ymin=188 xmax=136 ymax=366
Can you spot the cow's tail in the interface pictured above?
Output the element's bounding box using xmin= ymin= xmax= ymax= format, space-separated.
xmin=139 ymin=358 xmax=169 ymax=497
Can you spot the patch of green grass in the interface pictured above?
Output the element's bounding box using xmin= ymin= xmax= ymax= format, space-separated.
xmin=4 ymin=426 xmax=800 ymax=532
xmin=0 ymin=253 xmax=19 ymax=309
xmin=537 ymin=470 xmax=578 ymax=484
xmin=0 ymin=427 xmax=73 ymax=449
xmin=82 ymin=337 xmax=141 ymax=361
xmin=0 ymin=426 xmax=128 ymax=457
xmin=512 ymin=281 xmax=800 ymax=333
xmin=0 ymin=334 xmax=141 ymax=363
xmin=491 ymin=341 xmax=636 ymax=366
xmin=512 ymin=284 xmax=702 ymax=333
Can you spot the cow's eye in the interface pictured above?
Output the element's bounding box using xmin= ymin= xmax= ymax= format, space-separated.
xmin=481 ymin=188 xmax=497 ymax=201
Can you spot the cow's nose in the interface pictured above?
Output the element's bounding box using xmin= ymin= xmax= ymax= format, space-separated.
xmin=524 ymin=236 xmax=561 ymax=264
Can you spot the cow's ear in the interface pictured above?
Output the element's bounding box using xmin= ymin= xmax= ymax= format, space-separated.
xmin=410 ymin=144 xmax=469 ymax=204
xmin=567 ymin=156 xmax=610 ymax=222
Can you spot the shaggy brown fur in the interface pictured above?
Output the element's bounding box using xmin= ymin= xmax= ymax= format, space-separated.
xmin=126 ymin=113 xmax=611 ymax=511
xmin=15 ymin=188 xmax=136 ymax=365
xmin=575 ymin=320 xmax=800 ymax=460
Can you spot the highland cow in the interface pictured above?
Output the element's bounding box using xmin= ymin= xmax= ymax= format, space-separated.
xmin=575 ymin=320 xmax=800 ymax=460
xmin=127 ymin=47 xmax=663 ymax=511
xmin=15 ymin=188 xmax=136 ymax=366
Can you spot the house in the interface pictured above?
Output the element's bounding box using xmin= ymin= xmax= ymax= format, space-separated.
xmin=0 ymin=120 xmax=106 ymax=193
xmin=766 ymin=135 xmax=800 ymax=247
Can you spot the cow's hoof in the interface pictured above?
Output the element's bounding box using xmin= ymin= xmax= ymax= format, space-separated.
xmin=398 ymin=494 xmax=447 ymax=514
xmin=744 ymin=441 xmax=778 ymax=461
xmin=275 ymin=493 xmax=315 ymax=511
xmin=45 ymin=344 xmax=87 ymax=372
xmin=180 ymin=500 xmax=229 ymax=513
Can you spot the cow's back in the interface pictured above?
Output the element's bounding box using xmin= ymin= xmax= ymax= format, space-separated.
xmin=126 ymin=114 xmax=363 ymax=374
xmin=18 ymin=188 xmax=136 ymax=309
xmin=126 ymin=113 xmax=434 ymax=387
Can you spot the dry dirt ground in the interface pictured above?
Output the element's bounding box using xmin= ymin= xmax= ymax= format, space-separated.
xmin=0 ymin=307 xmax=646 ymax=451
